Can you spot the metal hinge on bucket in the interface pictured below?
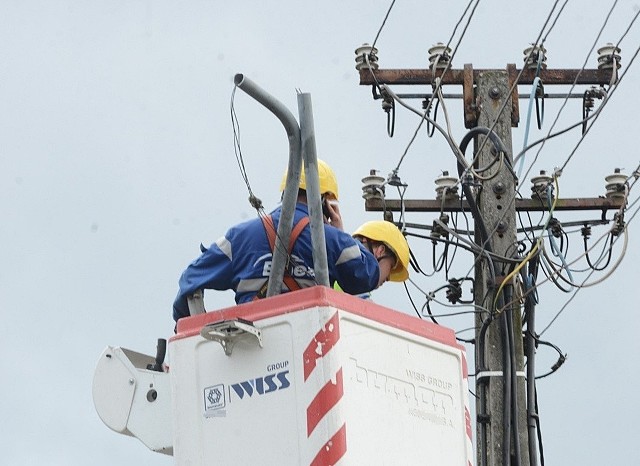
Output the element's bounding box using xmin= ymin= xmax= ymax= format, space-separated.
xmin=200 ymin=319 xmax=263 ymax=356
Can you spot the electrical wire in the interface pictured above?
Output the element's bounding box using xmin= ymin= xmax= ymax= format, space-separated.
xmin=558 ymin=41 xmax=640 ymax=174
xmin=370 ymin=0 xmax=396 ymax=52
xmin=519 ymin=0 xmax=621 ymax=185
xmin=494 ymin=178 xmax=560 ymax=312
xmin=477 ymin=2 xmax=627 ymax=262
xmin=231 ymin=85 xmax=262 ymax=212
xmin=470 ymin=0 xmax=566 ymax=171
xmin=392 ymin=0 xmax=481 ymax=174
xmin=500 ymin=207 xmax=630 ymax=314
xmin=533 ymin=222 xmax=630 ymax=335
xmin=402 ymin=281 xmax=423 ymax=319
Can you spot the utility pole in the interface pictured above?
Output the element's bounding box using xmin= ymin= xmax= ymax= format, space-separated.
xmin=473 ymin=70 xmax=528 ymax=466
xmin=357 ymin=47 xmax=620 ymax=465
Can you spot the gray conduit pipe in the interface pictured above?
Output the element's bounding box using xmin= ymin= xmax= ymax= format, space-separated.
xmin=234 ymin=73 xmax=302 ymax=297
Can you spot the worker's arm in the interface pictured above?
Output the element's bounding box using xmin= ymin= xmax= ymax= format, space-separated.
xmin=172 ymin=236 xmax=234 ymax=322
xmin=328 ymin=232 xmax=380 ymax=295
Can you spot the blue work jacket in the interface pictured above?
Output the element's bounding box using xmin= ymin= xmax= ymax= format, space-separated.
xmin=173 ymin=203 xmax=379 ymax=321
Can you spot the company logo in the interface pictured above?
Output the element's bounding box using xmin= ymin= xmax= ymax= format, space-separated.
xmin=230 ymin=370 xmax=291 ymax=400
xmin=203 ymin=384 xmax=226 ymax=413
xmin=256 ymin=254 xmax=315 ymax=279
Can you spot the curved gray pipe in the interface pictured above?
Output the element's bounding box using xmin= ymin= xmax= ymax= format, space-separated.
xmin=234 ymin=74 xmax=302 ymax=297
xmin=298 ymin=93 xmax=330 ymax=287
xmin=233 ymin=75 xmax=330 ymax=293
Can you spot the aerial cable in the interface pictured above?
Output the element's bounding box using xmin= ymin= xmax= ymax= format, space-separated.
xmin=520 ymin=0 xmax=621 ymax=181
xmin=515 ymin=17 xmax=640 ymax=171
xmin=502 ymin=209 xmax=631 ymax=313
xmin=471 ymin=0 xmax=564 ymax=170
xmin=539 ymin=226 xmax=629 ymax=336
xmin=518 ymin=74 xmax=544 ymax=179
xmin=383 ymin=85 xmax=468 ymax=168
xmin=494 ymin=35 xmax=636 ymax=295
xmin=545 ymin=185 xmax=575 ymax=283
xmin=559 ymin=40 xmax=640 ymax=173
xmin=370 ymin=0 xmax=396 ymax=52
xmin=584 ymin=230 xmax=614 ymax=271
xmin=392 ymin=0 xmax=480 ymax=174
xmin=402 ymin=281 xmax=423 ymax=319
xmin=615 ymin=5 xmax=640 ymax=50
xmin=230 ymin=85 xmax=265 ymax=214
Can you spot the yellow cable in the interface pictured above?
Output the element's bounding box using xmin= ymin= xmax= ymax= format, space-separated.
xmin=493 ymin=176 xmax=560 ymax=313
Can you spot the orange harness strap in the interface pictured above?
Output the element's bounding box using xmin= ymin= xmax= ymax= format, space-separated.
xmin=253 ymin=215 xmax=310 ymax=299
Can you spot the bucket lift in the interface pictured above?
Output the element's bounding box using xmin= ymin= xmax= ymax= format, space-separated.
xmin=93 ymin=286 xmax=473 ymax=465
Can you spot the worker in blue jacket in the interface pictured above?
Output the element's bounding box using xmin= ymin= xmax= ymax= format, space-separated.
xmin=172 ymin=160 xmax=380 ymax=322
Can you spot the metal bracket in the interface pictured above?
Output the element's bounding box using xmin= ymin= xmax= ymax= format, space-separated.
xmin=187 ymin=289 xmax=205 ymax=316
xmin=200 ymin=319 xmax=263 ymax=356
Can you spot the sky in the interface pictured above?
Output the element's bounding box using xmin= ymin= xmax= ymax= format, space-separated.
xmin=2 ymin=1 xmax=640 ymax=465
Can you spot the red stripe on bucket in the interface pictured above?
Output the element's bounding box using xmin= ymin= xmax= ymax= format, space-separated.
xmin=306 ymin=368 xmax=344 ymax=437
xmin=310 ymin=423 xmax=347 ymax=466
xmin=303 ymin=311 xmax=340 ymax=381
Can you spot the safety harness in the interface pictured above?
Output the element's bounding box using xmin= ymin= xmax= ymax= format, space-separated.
xmin=253 ymin=214 xmax=310 ymax=300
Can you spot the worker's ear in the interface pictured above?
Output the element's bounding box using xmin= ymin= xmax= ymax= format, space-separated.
xmin=380 ymin=243 xmax=388 ymax=254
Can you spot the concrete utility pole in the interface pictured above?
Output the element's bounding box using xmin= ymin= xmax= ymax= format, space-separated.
xmin=358 ymin=56 xmax=619 ymax=466
xmin=473 ymin=70 xmax=528 ymax=466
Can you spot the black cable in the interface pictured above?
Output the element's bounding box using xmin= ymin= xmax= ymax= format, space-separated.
xmin=433 ymin=240 xmax=448 ymax=272
xmin=535 ymin=390 xmax=546 ymax=466
xmin=504 ymin=285 xmax=522 ymax=466
xmin=476 ymin=310 xmax=492 ymax=466
xmin=539 ymin=253 xmax=573 ymax=293
xmin=403 ymin=281 xmax=422 ymax=319
xmin=584 ymin=231 xmax=614 ymax=271
xmin=370 ymin=0 xmax=396 ymax=51
xmin=533 ymin=339 xmax=567 ymax=379
xmin=421 ymin=299 xmax=440 ymax=325
xmin=407 ymin=245 xmax=435 ymax=277
xmin=424 ymin=96 xmax=439 ymax=137
xmin=457 ymin=126 xmax=508 ymax=253
xmin=523 ymin=255 xmax=541 ymax=466
xmin=501 ymin=310 xmax=512 ymax=466
xmin=535 ymin=80 xmax=545 ymax=130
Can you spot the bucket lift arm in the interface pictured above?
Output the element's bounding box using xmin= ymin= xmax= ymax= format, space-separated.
xmin=92 ymin=346 xmax=173 ymax=455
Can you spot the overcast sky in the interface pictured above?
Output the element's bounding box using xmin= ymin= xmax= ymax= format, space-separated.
xmin=2 ymin=1 xmax=640 ymax=465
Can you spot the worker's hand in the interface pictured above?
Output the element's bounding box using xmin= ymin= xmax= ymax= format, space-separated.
xmin=323 ymin=199 xmax=343 ymax=231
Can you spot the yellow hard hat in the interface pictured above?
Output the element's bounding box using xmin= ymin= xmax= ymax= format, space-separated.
xmin=352 ymin=220 xmax=410 ymax=282
xmin=280 ymin=159 xmax=339 ymax=200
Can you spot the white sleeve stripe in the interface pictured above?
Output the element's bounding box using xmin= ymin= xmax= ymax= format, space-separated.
xmin=215 ymin=236 xmax=232 ymax=260
xmin=237 ymin=278 xmax=267 ymax=292
xmin=336 ymin=244 xmax=362 ymax=265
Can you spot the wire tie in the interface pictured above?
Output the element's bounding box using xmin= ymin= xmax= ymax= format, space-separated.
xmin=476 ymin=370 xmax=525 ymax=381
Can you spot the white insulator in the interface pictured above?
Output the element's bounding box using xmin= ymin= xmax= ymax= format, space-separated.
xmin=523 ymin=44 xmax=548 ymax=69
xmin=530 ymin=170 xmax=553 ymax=199
xmin=428 ymin=43 xmax=452 ymax=69
xmin=362 ymin=169 xmax=386 ymax=200
xmin=435 ymin=171 xmax=459 ymax=200
xmin=604 ymin=168 xmax=627 ymax=198
xmin=597 ymin=43 xmax=621 ymax=70
xmin=355 ymin=43 xmax=379 ymax=70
